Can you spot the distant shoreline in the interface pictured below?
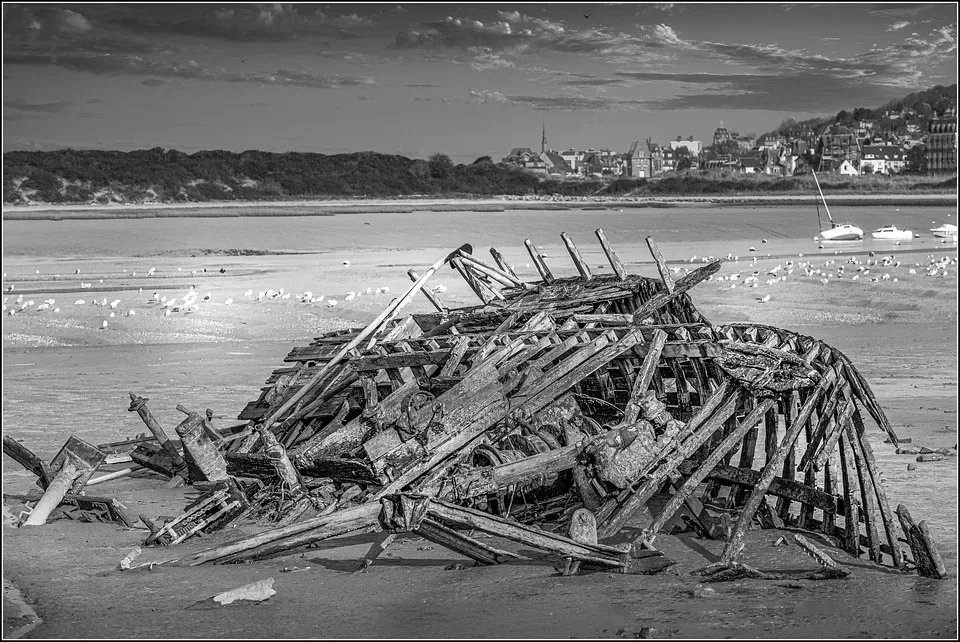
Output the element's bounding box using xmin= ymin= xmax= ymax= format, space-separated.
xmin=2 ymin=193 xmax=956 ymax=220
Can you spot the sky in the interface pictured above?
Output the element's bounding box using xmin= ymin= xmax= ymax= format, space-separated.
xmin=3 ymin=2 xmax=958 ymax=163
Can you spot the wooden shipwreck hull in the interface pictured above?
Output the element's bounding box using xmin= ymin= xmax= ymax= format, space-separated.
xmin=113 ymin=230 xmax=946 ymax=578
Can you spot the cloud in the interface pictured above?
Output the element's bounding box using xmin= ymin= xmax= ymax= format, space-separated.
xmin=560 ymin=76 xmax=627 ymax=87
xmin=405 ymin=83 xmax=443 ymax=88
xmin=358 ymin=95 xmax=371 ymax=101
xmin=3 ymin=98 xmax=72 ymax=112
xmin=504 ymin=95 xmax=634 ymax=111
xmin=3 ymin=7 xmax=92 ymax=35
xmin=316 ymin=51 xmax=373 ymax=63
xmin=4 ymin=53 xmax=376 ymax=89
xmin=469 ymin=89 xmax=510 ymax=103
xmin=887 ymin=21 xmax=911 ymax=31
xmin=87 ymin=98 xmax=106 ymax=104
xmin=140 ymin=78 xmax=170 ymax=86
xmin=413 ymin=96 xmax=432 ymax=101
xmin=470 ymin=52 xmax=515 ymax=70
xmin=867 ymin=3 xmax=941 ymax=19
xmin=332 ymin=14 xmax=374 ymax=30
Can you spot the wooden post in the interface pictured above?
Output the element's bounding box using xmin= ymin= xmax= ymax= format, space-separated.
xmin=451 ymin=257 xmax=498 ymax=304
xmin=3 ymin=436 xmax=53 ymax=488
xmin=128 ymin=393 xmax=187 ymax=476
xmin=631 ymin=261 xmax=720 ymax=324
xmin=845 ymin=423 xmax=881 ymax=563
xmin=524 ymin=238 xmax=555 ymax=284
xmin=622 ymin=329 xmax=667 ymax=424
xmin=175 ymin=407 xmax=229 ymax=482
xmin=595 ymin=229 xmax=627 ymax=280
xmin=86 ymin=466 xmax=144 ymax=487
xmin=645 ymin=236 xmax=675 ymax=293
xmin=560 ymin=231 xmax=592 ymax=281
xmin=489 ymin=247 xmax=519 ymax=280
xmin=407 ymin=269 xmax=446 ymax=313
xmin=837 ymin=429 xmax=862 ymax=557
xmin=851 ymin=410 xmax=904 ymax=568
xmin=456 ymin=251 xmax=528 ymax=289
xmin=22 ymin=457 xmax=83 ymax=526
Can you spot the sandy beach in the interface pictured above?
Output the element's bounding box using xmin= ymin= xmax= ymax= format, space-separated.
xmin=2 ymin=206 xmax=957 ymax=638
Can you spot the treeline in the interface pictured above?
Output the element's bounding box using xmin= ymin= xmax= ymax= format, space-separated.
xmin=3 ymin=148 xmax=619 ymax=204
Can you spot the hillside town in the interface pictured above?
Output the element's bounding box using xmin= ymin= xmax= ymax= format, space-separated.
xmin=503 ymin=106 xmax=958 ymax=179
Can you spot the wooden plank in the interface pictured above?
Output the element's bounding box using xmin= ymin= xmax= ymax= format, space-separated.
xmin=622 ymin=329 xmax=666 ymax=424
xmin=451 ymin=257 xmax=500 ymax=304
xmin=439 ymin=336 xmax=470 ymax=378
xmin=631 ymin=261 xmax=721 ymax=324
xmin=524 ymin=238 xmax=555 ymax=284
xmin=490 ymin=247 xmax=519 ymax=280
xmin=457 ymin=252 xmax=527 ymax=289
xmin=408 ymin=269 xmax=446 ymax=313
xmin=2 ymin=436 xmax=52 ymax=488
xmin=561 ymin=231 xmax=592 ymax=281
xmin=676 ymin=460 xmax=837 ymax=513
xmin=896 ymin=504 xmax=947 ymax=579
xmin=645 ymin=236 xmax=675 ymax=293
xmin=846 ymin=422 xmax=881 ymax=563
xmin=415 ymin=517 xmax=518 ymax=565
xmin=852 ymin=410 xmax=905 ymax=568
xmin=350 ymin=349 xmax=452 ymax=372
xmin=838 ymin=429 xmax=861 ymax=557
xmin=595 ymin=228 xmax=627 ymax=280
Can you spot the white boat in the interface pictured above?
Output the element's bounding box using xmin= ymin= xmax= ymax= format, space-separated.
xmin=812 ymin=169 xmax=863 ymax=241
xmin=930 ymin=223 xmax=958 ymax=238
xmin=871 ymin=225 xmax=914 ymax=241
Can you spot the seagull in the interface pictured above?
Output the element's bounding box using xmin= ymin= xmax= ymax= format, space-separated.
xmin=224 ymin=298 xmax=233 ymax=305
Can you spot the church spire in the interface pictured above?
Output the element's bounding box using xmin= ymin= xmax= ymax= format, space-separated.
xmin=541 ymin=119 xmax=547 ymax=154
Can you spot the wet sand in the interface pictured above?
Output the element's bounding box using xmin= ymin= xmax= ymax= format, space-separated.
xmin=2 ymin=208 xmax=957 ymax=638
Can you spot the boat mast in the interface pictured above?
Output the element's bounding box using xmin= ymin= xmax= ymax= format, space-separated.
xmin=810 ymin=169 xmax=835 ymax=228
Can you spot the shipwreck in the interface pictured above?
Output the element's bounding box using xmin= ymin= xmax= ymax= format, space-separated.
xmin=4 ymin=230 xmax=947 ymax=580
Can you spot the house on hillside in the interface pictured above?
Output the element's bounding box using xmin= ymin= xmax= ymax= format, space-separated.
xmin=502 ymin=148 xmax=547 ymax=174
xmin=861 ymin=145 xmax=907 ymax=175
xmin=838 ymin=159 xmax=859 ymax=176
xmin=559 ymin=149 xmax=583 ymax=173
xmin=737 ymin=156 xmax=762 ymax=174
xmin=540 ymin=151 xmax=571 ymax=176
xmin=927 ymin=107 xmax=958 ymax=175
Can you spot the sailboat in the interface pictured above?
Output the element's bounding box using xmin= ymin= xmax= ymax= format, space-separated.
xmin=812 ymin=169 xmax=863 ymax=241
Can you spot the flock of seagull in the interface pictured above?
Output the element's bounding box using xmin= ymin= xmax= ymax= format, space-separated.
xmin=1 ymin=245 xmax=956 ymax=324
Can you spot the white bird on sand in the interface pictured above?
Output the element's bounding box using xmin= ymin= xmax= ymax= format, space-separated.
xmin=245 ymin=289 xmax=254 ymax=297
xmin=109 ymin=312 xmax=115 ymax=318
xmin=344 ymin=292 xmax=357 ymax=302
xmin=749 ymin=247 xmax=756 ymax=252
xmin=760 ymin=294 xmax=771 ymax=303
xmin=75 ymin=299 xmax=85 ymax=305
xmin=109 ymin=299 xmax=121 ymax=309
xmin=127 ymin=309 xmax=136 ymax=316
xmin=315 ymin=295 xmax=324 ymax=302
xmin=164 ymin=309 xmax=171 ymax=316
xmin=343 ymin=260 xmax=351 ymax=266
xmin=762 ymin=239 xmax=768 ymax=244
xmin=53 ymin=308 xmax=59 ymax=313
xmin=326 ymin=299 xmax=338 ymax=307
xmin=101 ymin=320 xmax=108 ymax=329
xmin=281 ymin=293 xmax=291 ymax=300
xmin=224 ymin=298 xmax=233 ymax=305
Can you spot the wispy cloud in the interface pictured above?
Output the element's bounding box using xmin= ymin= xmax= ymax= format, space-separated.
xmin=887 ymin=21 xmax=911 ymax=32
xmin=4 ymin=98 xmax=72 ymax=112
xmin=4 ymin=53 xmax=376 ymax=90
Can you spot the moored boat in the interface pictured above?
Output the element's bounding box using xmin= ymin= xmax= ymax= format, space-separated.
xmin=871 ymin=225 xmax=914 ymax=241
xmin=930 ymin=223 xmax=958 ymax=238
xmin=812 ymin=169 xmax=863 ymax=241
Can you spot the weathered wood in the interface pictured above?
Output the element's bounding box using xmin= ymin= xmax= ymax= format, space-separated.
xmin=415 ymin=517 xmax=518 ymax=565
xmin=175 ymin=409 xmax=229 ymax=482
xmin=428 ymin=498 xmax=625 ymax=568
xmin=489 ymin=247 xmax=519 ymax=280
xmin=845 ymin=423 xmax=881 ymax=563
xmin=598 ymin=387 xmax=742 ymax=539
xmin=622 ymin=329 xmax=667 ymax=424
xmin=262 ymin=245 xmax=470 ymax=429
xmin=631 ymin=261 xmax=720 ymax=324
xmin=127 ymin=393 xmax=188 ymax=477
xmin=439 ymin=335 xmax=470 ymax=378
xmin=258 ymin=429 xmax=302 ymax=493
xmin=457 ymin=251 xmax=527 ymax=289
xmin=792 ymin=533 xmax=849 ymax=576
xmin=595 ymin=229 xmax=627 ymax=280
xmin=852 ymin=410 xmax=904 ymax=568
xmin=675 ymin=460 xmax=837 ymax=513
xmin=896 ymin=504 xmax=947 ymax=579
xmin=645 ymin=236 xmax=675 ymax=293
xmin=840 ymin=358 xmax=898 ymax=445
xmin=86 ymin=466 xmax=144 ymax=487
xmin=721 ymin=367 xmax=837 ymax=563
xmin=812 ymin=395 xmax=857 ymax=472
xmin=837 ymin=430 xmax=862 ymax=557
xmin=2 ymin=436 xmax=52 ymax=488
xmin=408 ymin=269 xmax=446 ymax=313
xmin=560 ymin=231 xmax=592 ymax=281
xmin=642 ymin=398 xmax=775 ymax=545
xmin=524 ymin=238 xmax=555 ymax=284
xmin=452 ymin=257 xmax=500 ymax=304
xmin=22 ymin=458 xmax=83 ymax=526
xmin=350 ymin=349 xmax=452 ymax=372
